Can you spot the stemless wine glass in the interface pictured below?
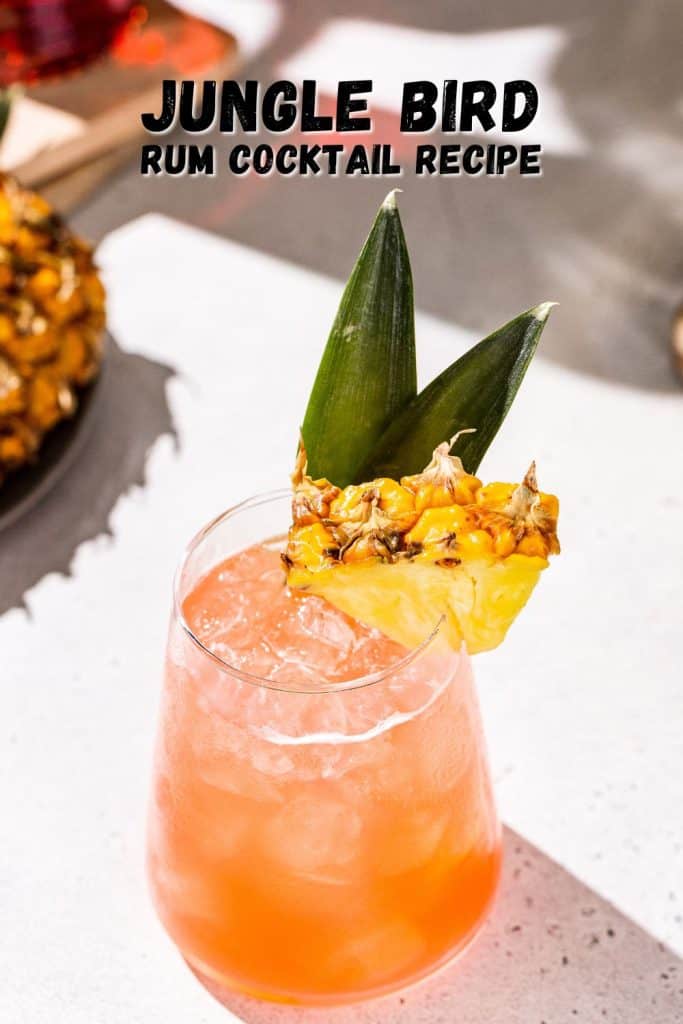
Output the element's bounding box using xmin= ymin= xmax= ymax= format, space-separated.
xmin=147 ymin=492 xmax=502 ymax=1007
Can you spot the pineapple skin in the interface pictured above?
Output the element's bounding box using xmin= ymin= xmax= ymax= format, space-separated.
xmin=0 ymin=175 xmax=105 ymax=485
xmin=284 ymin=444 xmax=559 ymax=654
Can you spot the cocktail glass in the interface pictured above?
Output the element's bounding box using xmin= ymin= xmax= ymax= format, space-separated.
xmin=147 ymin=491 xmax=501 ymax=1006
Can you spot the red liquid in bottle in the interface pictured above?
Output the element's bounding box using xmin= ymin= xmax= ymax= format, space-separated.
xmin=0 ymin=0 xmax=136 ymax=86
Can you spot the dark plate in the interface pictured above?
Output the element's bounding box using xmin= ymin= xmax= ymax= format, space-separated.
xmin=0 ymin=339 xmax=108 ymax=533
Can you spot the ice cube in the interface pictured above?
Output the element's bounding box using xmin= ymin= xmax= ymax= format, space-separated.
xmin=414 ymin=694 xmax=475 ymax=797
xmin=250 ymin=743 xmax=294 ymax=777
xmin=266 ymin=661 xmax=322 ymax=689
xmin=335 ymin=918 xmax=426 ymax=983
xmin=296 ymin=598 xmax=356 ymax=654
xmin=378 ymin=807 xmax=450 ymax=875
xmin=264 ymin=794 xmax=362 ymax=877
xmin=150 ymin=858 xmax=220 ymax=921
xmin=197 ymin=735 xmax=286 ymax=804
xmin=202 ymin=761 xmax=286 ymax=804
xmin=297 ymin=693 xmax=350 ymax=737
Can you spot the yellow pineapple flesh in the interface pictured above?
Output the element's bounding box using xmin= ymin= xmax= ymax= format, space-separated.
xmin=284 ymin=441 xmax=560 ymax=654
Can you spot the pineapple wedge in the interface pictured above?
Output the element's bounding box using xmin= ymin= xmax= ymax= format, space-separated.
xmin=284 ymin=443 xmax=559 ymax=654
xmin=285 ymin=193 xmax=559 ymax=655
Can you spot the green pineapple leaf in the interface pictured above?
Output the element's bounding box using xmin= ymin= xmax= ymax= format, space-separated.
xmin=358 ymin=303 xmax=556 ymax=480
xmin=301 ymin=191 xmax=417 ymax=487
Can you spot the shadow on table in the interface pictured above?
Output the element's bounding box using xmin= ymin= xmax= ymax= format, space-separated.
xmin=209 ymin=828 xmax=682 ymax=1024
xmin=0 ymin=337 xmax=176 ymax=616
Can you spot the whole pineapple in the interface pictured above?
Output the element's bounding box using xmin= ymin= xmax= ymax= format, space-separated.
xmin=0 ymin=175 xmax=105 ymax=485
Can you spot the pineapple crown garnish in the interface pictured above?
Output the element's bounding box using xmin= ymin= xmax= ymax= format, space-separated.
xmin=298 ymin=191 xmax=556 ymax=490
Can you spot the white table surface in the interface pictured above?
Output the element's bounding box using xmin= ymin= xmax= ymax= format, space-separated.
xmin=1 ymin=214 xmax=682 ymax=1022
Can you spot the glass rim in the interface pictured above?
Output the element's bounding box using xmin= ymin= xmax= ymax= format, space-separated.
xmin=173 ymin=489 xmax=447 ymax=694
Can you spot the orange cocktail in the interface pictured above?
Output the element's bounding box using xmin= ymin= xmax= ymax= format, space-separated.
xmin=147 ymin=493 xmax=501 ymax=1006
